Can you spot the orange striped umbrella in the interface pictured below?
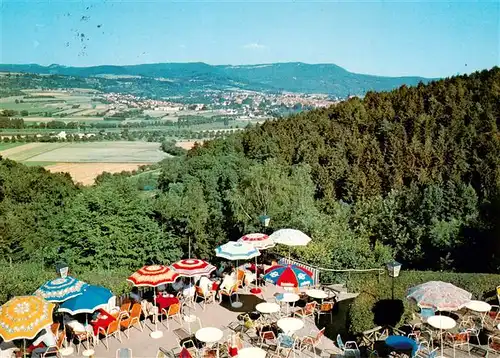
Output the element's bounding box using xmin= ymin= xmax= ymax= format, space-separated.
xmin=127 ymin=265 xmax=179 ymax=287
xmin=0 ymin=296 xmax=55 ymax=341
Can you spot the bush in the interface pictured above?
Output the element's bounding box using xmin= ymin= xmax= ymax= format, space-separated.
xmin=347 ymin=270 xmax=500 ymax=335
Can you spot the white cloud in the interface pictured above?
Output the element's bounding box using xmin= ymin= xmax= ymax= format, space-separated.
xmin=242 ymin=43 xmax=266 ymax=50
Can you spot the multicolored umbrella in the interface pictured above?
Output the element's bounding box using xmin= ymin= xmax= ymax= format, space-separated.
xmin=35 ymin=276 xmax=88 ymax=302
xmin=263 ymin=264 xmax=314 ymax=288
xmin=58 ymin=285 xmax=113 ymax=315
xmin=171 ymin=259 xmax=216 ymax=277
xmin=215 ymin=241 xmax=260 ymax=261
xmin=406 ymin=281 xmax=472 ymax=311
xmin=127 ymin=265 xmax=179 ymax=287
xmin=238 ymin=233 xmax=275 ymax=250
xmin=0 ymin=296 xmax=55 ymax=341
xmin=269 ymin=229 xmax=311 ymax=247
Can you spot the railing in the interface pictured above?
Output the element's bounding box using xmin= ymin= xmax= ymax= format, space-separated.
xmin=279 ymin=256 xmax=385 ymax=291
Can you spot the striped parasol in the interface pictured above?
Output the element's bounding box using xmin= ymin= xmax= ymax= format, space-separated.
xmin=127 ymin=265 xmax=179 ymax=287
xmin=0 ymin=296 xmax=55 ymax=341
xmin=35 ymin=276 xmax=88 ymax=302
xmin=407 ymin=281 xmax=472 ymax=311
xmin=171 ymin=259 xmax=216 ymax=277
xmin=215 ymin=241 xmax=260 ymax=261
xmin=238 ymin=233 xmax=275 ymax=250
xmin=263 ymin=264 xmax=314 ymax=288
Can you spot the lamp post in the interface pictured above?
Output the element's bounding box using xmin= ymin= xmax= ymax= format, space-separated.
xmin=386 ymin=261 xmax=402 ymax=300
xmin=259 ymin=215 xmax=271 ymax=229
xmin=55 ymin=262 xmax=69 ymax=278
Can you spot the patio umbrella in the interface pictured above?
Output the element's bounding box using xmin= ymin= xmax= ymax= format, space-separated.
xmin=58 ymin=285 xmax=113 ymax=315
xmin=215 ymin=241 xmax=260 ymax=308
xmin=263 ymin=264 xmax=314 ymax=288
xmin=238 ymin=233 xmax=274 ymax=288
xmin=406 ymin=281 xmax=472 ymax=311
xmin=268 ymin=229 xmax=311 ymax=259
xmin=127 ymin=265 xmax=179 ymax=339
xmin=35 ymin=276 xmax=88 ymax=302
xmin=0 ymin=296 xmax=55 ymax=341
xmin=171 ymin=259 xmax=216 ymax=278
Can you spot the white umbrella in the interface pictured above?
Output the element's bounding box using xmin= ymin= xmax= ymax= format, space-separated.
xmin=269 ymin=228 xmax=311 ymax=258
xmin=215 ymin=241 xmax=260 ymax=308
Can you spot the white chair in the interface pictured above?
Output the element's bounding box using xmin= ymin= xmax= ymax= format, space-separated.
xmin=116 ymin=348 xmax=132 ymax=358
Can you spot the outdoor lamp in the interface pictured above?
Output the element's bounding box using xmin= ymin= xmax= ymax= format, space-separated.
xmin=259 ymin=215 xmax=271 ymax=227
xmin=386 ymin=260 xmax=402 ymax=299
xmin=55 ymin=262 xmax=69 ymax=278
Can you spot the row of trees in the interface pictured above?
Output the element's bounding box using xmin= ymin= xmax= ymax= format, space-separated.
xmin=0 ymin=68 xmax=499 ymax=277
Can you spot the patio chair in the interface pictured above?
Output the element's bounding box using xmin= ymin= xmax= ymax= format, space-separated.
xmin=487 ymin=305 xmax=500 ymax=325
xmin=120 ymin=303 xmax=143 ymax=338
xmin=419 ymin=308 xmax=435 ymax=323
xmin=277 ymin=333 xmax=299 ymax=357
xmin=66 ymin=325 xmax=93 ymax=354
xmin=236 ymin=269 xmax=245 ymax=287
xmin=98 ymin=315 xmax=122 ymax=350
xmin=186 ymin=316 xmax=203 ymax=335
xmin=336 ymin=334 xmax=360 ymax=358
xmin=299 ymin=328 xmax=325 ymax=358
xmin=219 ymin=280 xmax=241 ymax=305
xmin=497 ymin=285 xmax=500 ymax=305
xmin=488 ymin=335 xmax=500 ymax=355
xmin=294 ymin=301 xmax=318 ymax=321
xmin=174 ymin=337 xmax=198 ymax=357
xmin=116 ymin=348 xmax=132 ymax=358
xmin=195 ymin=285 xmax=215 ymax=311
xmin=118 ymin=302 xmax=132 ymax=319
xmin=50 ymin=323 xmax=60 ymax=335
xmin=156 ymin=347 xmax=174 ymax=358
xmin=41 ymin=330 xmax=65 ymax=358
xmin=316 ymin=301 xmax=334 ymax=323
xmin=416 ymin=347 xmax=439 ymax=358
xmin=259 ymin=329 xmax=277 ymax=350
xmin=445 ymin=331 xmax=471 ymax=358
xmin=161 ymin=303 xmax=182 ymax=329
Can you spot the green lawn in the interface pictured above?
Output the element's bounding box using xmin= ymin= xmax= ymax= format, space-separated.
xmin=22 ymin=161 xmax=57 ymax=167
xmin=0 ymin=142 xmax=25 ymax=151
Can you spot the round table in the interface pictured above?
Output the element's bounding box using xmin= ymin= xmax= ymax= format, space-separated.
xmin=237 ymin=347 xmax=267 ymax=358
xmin=385 ymin=335 xmax=418 ymax=356
xmin=195 ymin=327 xmax=224 ymax=344
xmin=276 ymin=293 xmax=300 ymax=315
xmin=59 ymin=347 xmax=74 ymax=357
xmin=256 ymin=302 xmax=280 ymax=314
xmin=465 ymin=300 xmax=491 ymax=312
xmin=306 ymin=289 xmax=328 ymax=300
xmin=277 ymin=317 xmax=304 ymax=334
xmin=427 ymin=315 xmax=456 ymax=358
xmin=82 ymin=349 xmax=95 ymax=357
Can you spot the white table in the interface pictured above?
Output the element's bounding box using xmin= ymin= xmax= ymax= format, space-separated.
xmin=59 ymin=347 xmax=74 ymax=357
xmin=427 ymin=315 xmax=456 ymax=358
xmin=277 ymin=293 xmax=300 ymax=315
xmin=237 ymin=347 xmax=266 ymax=358
xmin=195 ymin=327 xmax=224 ymax=344
xmin=306 ymin=289 xmax=328 ymax=300
xmin=465 ymin=300 xmax=491 ymax=312
xmin=277 ymin=317 xmax=304 ymax=334
xmin=256 ymin=302 xmax=280 ymax=314
xmin=82 ymin=349 xmax=95 ymax=357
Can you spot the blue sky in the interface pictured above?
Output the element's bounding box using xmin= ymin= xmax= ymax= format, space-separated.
xmin=0 ymin=0 xmax=498 ymax=78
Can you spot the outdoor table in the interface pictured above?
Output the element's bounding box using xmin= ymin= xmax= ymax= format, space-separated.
xmin=237 ymin=347 xmax=266 ymax=358
xmin=82 ymin=349 xmax=95 ymax=358
xmin=90 ymin=309 xmax=115 ymax=336
xmin=156 ymin=295 xmax=179 ymax=311
xmin=466 ymin=300 xmax=491 ymax=313
xmin=59 ymin=347 xmax=74 ymax=357
xmin=385 ymin=335 xmax=418 ymax=357
xmin=427 ymin=315 xmax=456 ymax=358
xmin=277 ymin=317 xmax=304 ymax=335
xmin=195 ymin=327 xmax=224 ymax=344
xmin=276 ymin=293 xmax=300 ymax=315
xmin=306 ymin=289 xmax=328 ymax=300
xmin=256 ymin=302 xmax=280 ymax=314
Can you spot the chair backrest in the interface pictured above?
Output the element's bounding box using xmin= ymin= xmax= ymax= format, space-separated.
xmin=315 ymin=327 xmax=326 ymax=342
xmin=420 ymin=308 xmax=435 ymax=318
xmin=108 ymin=317 xmax=121 ymax=334
xmin=50 ymin=323 xmax=60 ymax=335
xmin=195 ymin=286 xmax=204 ymax=297
xmin=120 ymin=302 xmax=131 ymax=312
xmin=168 ymin=303 xmax=181 ymax=316
xmin=320 ymin=302 xmax=334 ymax=312
xmin=336 ymin=334 xmax=345 ymax=349
xmin=237 ymin=269 xmax=245 ymax=282
xmin=497 ymin=286 xmax=500 ymax=303
xmin=305 ymin=301 xmax=317 ymax=313
xmin=116 ymin=348 xmax=132 ymax=358
xmin=130 ymin=303 xmax=142 ymax=318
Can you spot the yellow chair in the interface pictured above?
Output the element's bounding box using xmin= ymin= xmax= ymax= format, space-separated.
xmin=120 ymin=303 xmax=143 ymax=338
xmin=161 ymin=303 xmax=182 ymax=329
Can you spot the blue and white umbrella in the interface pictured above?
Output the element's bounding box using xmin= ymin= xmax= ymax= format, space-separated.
xmin=58 ymin=285 xmax=113 ymax=315
xmin=215 ymin=241 xmax=260 ymax=261
xmin=35 ymin=276 xmax=88 ymax=303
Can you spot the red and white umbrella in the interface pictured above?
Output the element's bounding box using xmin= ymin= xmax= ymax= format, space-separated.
xmin=238 ymin=233 xmax=275 ymax=250
xmin=171 ymin=259 xmax=216 ymax=277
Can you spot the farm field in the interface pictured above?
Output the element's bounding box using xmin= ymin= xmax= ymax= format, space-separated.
xmin=45 ymin=162 xmax=150 ymax=185
xmin=0 ymin=142 xmax=25 ymax=151
xmin=0 ymin=141 xmax=170 ymax=184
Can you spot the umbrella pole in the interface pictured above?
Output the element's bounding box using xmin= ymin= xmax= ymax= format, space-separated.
xmin=255 ymin=256 xmax=258 ymax=288
xmin=150 ymin=287 xmax=163 ymax=339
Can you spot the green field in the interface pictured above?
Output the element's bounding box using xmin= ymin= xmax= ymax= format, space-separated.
xmin=0 ymin=142 xmax=25 ymax=151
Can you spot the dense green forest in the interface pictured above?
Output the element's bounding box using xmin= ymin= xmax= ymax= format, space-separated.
xmin=1 ymin=68 xmax=499 ymax=284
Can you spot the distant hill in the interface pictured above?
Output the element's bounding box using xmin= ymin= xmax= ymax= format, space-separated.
xmin=0 ymin=62 xmax=433 ymax=98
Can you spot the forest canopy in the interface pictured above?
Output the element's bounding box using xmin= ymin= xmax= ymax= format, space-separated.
xmin=0 ymin=67 xmax=499 ymax=278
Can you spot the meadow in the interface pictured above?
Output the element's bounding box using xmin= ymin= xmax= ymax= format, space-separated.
xmin=0 ymin=141 xmax=170 ymax=185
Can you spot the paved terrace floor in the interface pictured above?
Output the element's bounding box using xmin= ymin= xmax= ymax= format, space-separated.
xmin=88 ymin=284 xmax=343 ymax=358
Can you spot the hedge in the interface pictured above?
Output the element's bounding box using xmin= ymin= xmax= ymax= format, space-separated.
xmin=347 ymin=270 xmax=500 ymax=335
xmin=0 ymin=261 xmax=132 ymax=303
